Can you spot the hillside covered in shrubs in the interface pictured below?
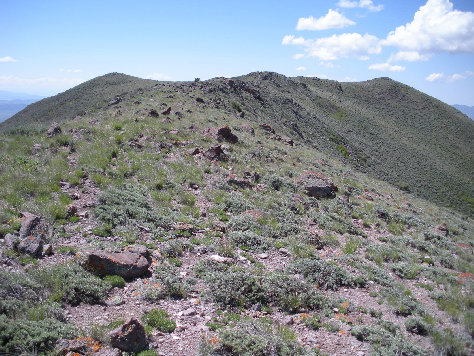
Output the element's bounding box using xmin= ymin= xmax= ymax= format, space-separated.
xmin=0 ymin=72 xmax=472 ymax=355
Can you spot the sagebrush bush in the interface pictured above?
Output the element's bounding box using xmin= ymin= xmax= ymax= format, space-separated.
xmin=405 ymin=316 xmax=430 ymax=335
xmin=154 ymin=264 xmax=187 ymax=299
xmin=390 ymin=262 xmax=420 ymax=279
xmin=200 ymin=318 xmax=311 ymax=356
xmin=33 ymin=262 xmax=109 ymax=305
xmin=0 ymin=314 xmax=75 ymax=354
xmin=222 ymin=192 xmax=252 ymax=214
xmin=229 ymin=230 xmax=271 ymax=252
xmin=351 ymin=324 xmax=425 ymax=356
xmin=287 ymin=258 xmax=365 ymax=290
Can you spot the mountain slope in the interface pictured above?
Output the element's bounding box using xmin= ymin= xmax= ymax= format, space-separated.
xmin=1 ymin=72 xmax=473 ymax=215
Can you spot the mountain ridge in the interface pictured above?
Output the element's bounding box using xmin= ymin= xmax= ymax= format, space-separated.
xmin=1 ymin=71 xmax=473 ymax=215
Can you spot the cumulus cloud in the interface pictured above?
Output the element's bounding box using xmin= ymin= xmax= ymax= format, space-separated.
xmin=389 ymin=51 xmax=431 ymax=62
xmin=292 ymin=53 xmax=305 ymax=59
xmin=337 ymin=0 xmax=383 ymax=12
xmin=368 ymin=62 xmax=405 ymax=72
xmin=296 ymin=9 xmax=355 ymax=31
xmin=0 ymin=56 xmax=18 ymax=63
xmin=383 ymin=0 xmax=474 ymax=55
xmin=426 ymin=73 xmax=444 ymax=81
xmin=447 ymin=70 xmax=473 ymax=82
xmin=296 ymin=66 xmax=307 ymax=71
xmin=145 ymin=73 xmax=172 ymax=80
xmin=282 ymin=33 xmax=381 ymax=61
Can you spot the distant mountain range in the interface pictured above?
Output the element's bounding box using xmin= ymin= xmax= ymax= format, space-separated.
xmin=453 ymin=104 xmax=474 ymax=120
xmin=0 ymin=91 xmax=43 ymax=122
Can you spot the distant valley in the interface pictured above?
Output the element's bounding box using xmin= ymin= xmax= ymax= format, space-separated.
xmin=0 ymin=91 xmax=43 ymax=122
xmin=453 ymin=104 xmax=474 ymax=120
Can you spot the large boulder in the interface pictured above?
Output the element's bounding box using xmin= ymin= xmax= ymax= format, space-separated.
xmin=297 ymin=171 xmax=338 ymax=199
xmin=17 ymin=235 xmax=44 ymax=258
xmin=110 ymin=318 xmax=148 ymax=353
xmin=46 ymin=122 xmax=62 ymax=137
xmin=85 ymin=251 xmax=150 ymax=279
xmin=217 ymin=126 xmax=238 ymax=144
xmin=205 ymin=145 xmax=228 ymax=161
xmin=19 ymin=213 xmax=41 ymax=239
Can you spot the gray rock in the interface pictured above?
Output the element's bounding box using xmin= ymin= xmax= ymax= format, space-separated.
xmin=19 ymin=213 xmax=40 ymax=239
xmin=17 ymin=235 xmax=44 ymax=258
xmin=110 ymin=318 xmax=148 ymax=353
xmin=297 ymin=172 xmax=338 ymax=199
xmin=204 ymin=145 xmax=228 ymax=161
xmin=4 ymin=233 xmax=19 ymax=250
xmin=46 ymin=122 xmax=62 ymax=137
xmin=85 ymin=251 xmax=150 ymax=279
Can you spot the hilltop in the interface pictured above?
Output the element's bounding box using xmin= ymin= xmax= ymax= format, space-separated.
xmin=2 ymin=72 xmax=473 ymax=215
xmin=0 ymin=72 xmax=473 ymax=355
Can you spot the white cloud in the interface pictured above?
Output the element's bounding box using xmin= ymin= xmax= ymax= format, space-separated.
xmin=292 ymin=53 xmax=305 ymax=59
xmin=368 ymin=62 xmax=405 ymax=72
xmin=320 ymin=61 xmax=336 ymax=68
xmin=447 ymin=70 xmax=473 ymax=82
xmin=426 ymin=73 xmax=444 ymax=81
xmin=296 ymin=66 xmax=307 ymax=71
xmin=0 ymin=56 xmax=18 ymax=63
xmin=60 ymin=68 xmax=81 ymax=73
xmin=282 ymin=32 xmax=381 ymax=61
xmin=343 ymin=76 xmax=357 ymax=81
xmin=383 ymin=0 xmax=474 ymax=54
xmin=296 ymin=9 xmax=355 ymax=31
xmin=338 ymin=0 xmax=383 ymax=12
xmin=145 ymin=73 xmax=172 ymax=80
xmin=389 ymin=51 xmax=431 ymax=62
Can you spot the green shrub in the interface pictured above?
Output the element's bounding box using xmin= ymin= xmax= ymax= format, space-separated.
xmin=390 ymin=262 xmax=420 ymax=279
xmin=222 ymin=192 xmax=251 ymax=214
xmin=0 ymin=314 xmax=75 ymax=354
xmin=262 ymin=173 xmax=296 ymax=192
xmin=153 ymin=264 xmax=187 ymax=299
xmin=194 ymin=258 xmax=231 ymax=278
xmin=381 ymin=285 xmax=424 ymax=317
xmin=304 ymin=314 xmax=322 ymax=330
xmin=229 ymin=230 xmax=271 ymax=252
xmin=405 ymin=316 xmax=430 ymax=335
xmin=142 ymin=309 xmax=176 ymax=333
xmin=431 ymin=328 xmax=466 ymax=356
xmin=287 ymin=258 xmax=364 ymax=290
xmin=104 ymin=275 xmax=126 ymax=288
xmin=351 ymin=325 xmax=425 ymax=356
xmin=33 ymin=263 xmax=109 ymax=305
xmin=200 ymin=318 xmax=311 ymax=356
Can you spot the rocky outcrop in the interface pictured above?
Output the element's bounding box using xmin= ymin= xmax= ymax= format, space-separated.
xmin=17 ymin=235 xmax=44 ymax=258
xmin=47 ymin=122 xmax=62 ymax=137
xmin=85 ymin=251 xmax=150 ymax=279
xmin=110 ymin=318 xmax=148 ymax=353
xmin=205 ymin=145 xmax=228 ymax=161
xmin=297 ymin=171 xmax=338 ymax=199
xmin=217 ymin=126 xmax=238 ymax=144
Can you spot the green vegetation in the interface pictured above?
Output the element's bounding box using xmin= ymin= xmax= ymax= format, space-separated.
xmin=142 ymin=309 xmax=176 ymax=333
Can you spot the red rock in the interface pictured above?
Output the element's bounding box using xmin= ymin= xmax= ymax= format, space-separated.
xmin=85 ymin=251 xmax=150 ymax=279
xmin=217 ymin=126 xmax=238 ymax=144
xmin=110 ymin=318 xmax=148 ymax=353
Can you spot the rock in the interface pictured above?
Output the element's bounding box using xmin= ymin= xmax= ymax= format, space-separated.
xmin=257 ymin=253 xmax=269 ymax=259
xmin=31 ymin=143 xmax=42 ymax=154
xmin=47 ymin=122 xmax=62 ymax=137
xmin=209 ymin=254 xmax=232 ymax=263
xmin=66 ymin=204 xmax=78 ymax=218
xmin=43 ymin=244 xmax=53 ymax=256
xmin=283 ymin=138 xmax=294 ymax=146
xmin=189 ymin=147 xmax=201 ymax=155
xmin=283 ymin=316 xmax=294 ymax=325
xmin=19 ymin=213 xmax=41 ymax=239
xmin=56 ymin=337 xmax=106 ymax=355
xmin=279 ymin=248 xmax=290 ymax=256
xmin=107 ymin=295 xmax=125 ymax=306
xmin=227 ymin=174 xmax=252 ymax=188
xmin=196 ymin=97 xmax=205 ymax=103
xmin=4 ymin=233 xmax=19 ymax=250
xmin=110 ymin=318 xmax=148 ymax=353
xmin=259 ymin=123 xmax=275 ymax=134
xmin=85 ymin=251 xmax=150 ymax=279
xmin=297 ymin=171 xmax=338 ymax=199
xmin=181 ymin=307 xmax=197 ymax=316
xmin=148 ymin=109 xmax=160 ymax=118
xmin=437 ymin=223 xmax=449 ymax=236
xmin=161 ymin=107 xmax=171 ymax=115
xmin=17 ymin=235 xmax=44 ymax=258
xmin=217 ymin=126 xmax=238 ymax=144
xmin=241 ymin=124 xmax=255 ymax=135
xmin=124 ymin=245 xmax=149 ymax=259
xmin=204 ymin=145 xmax=228 ymax=161
xmin=108 ymin=97 xmax=122 ymax=106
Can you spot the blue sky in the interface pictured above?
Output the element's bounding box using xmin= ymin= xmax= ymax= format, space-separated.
xmin=1 ymin=0 xmax=473 ymax=105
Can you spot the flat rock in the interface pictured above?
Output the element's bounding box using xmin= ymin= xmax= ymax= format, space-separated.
xmin=85 ymin=251 xmax=150 ymax=279
xmin=297 ymin=171 xmax=338 ymax=199
xmin=110 ymin=318 xmax=148 ymax=353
